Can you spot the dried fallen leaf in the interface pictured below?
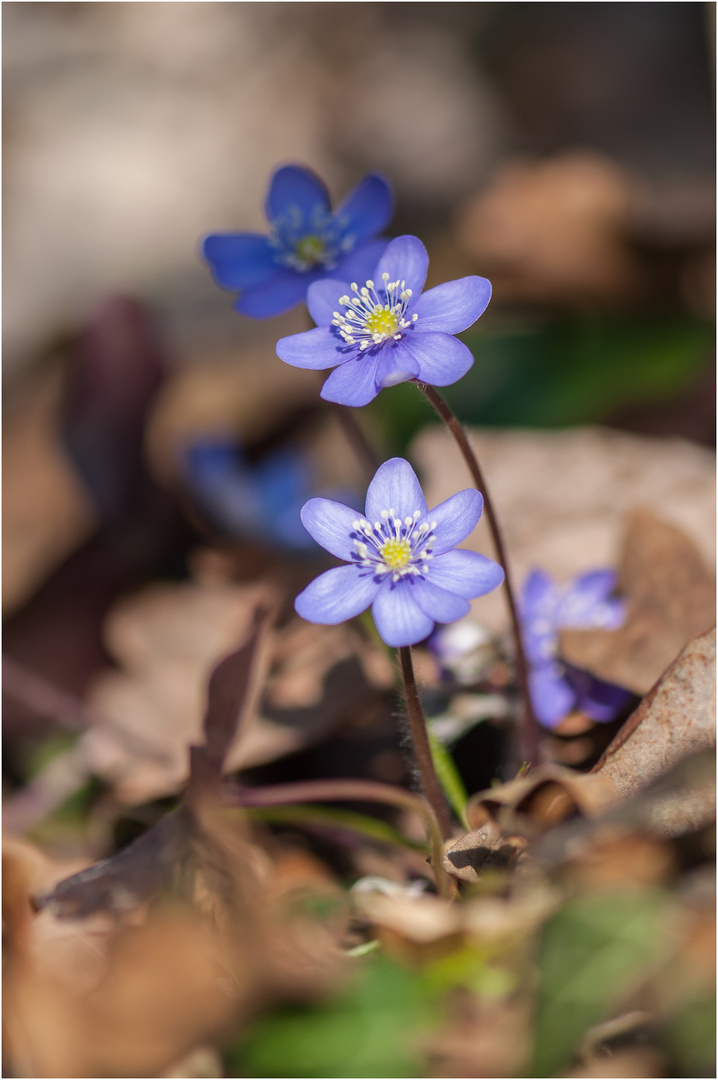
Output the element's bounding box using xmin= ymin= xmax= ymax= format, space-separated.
xmin=561 ymin=511 xmax=716 ymax=694
xmin=455 ymin=151 xmax=643 ymax=305
xmin=592 ymin=628 xmax=716 ymax=834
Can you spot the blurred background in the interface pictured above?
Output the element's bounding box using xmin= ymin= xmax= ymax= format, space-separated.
xmin=2 ymin=8 xmax=715 ymax=1076
xmin=4 ymin=0 xmax=715 ymax=786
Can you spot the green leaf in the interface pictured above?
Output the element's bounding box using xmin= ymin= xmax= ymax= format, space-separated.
xmin=428 ymin=731 xmax=469 ymax=828
xmin=226 ymin=954 xmax=432 ymax=1078
xmin=529 ymin=890 xmax=667 ymax=1078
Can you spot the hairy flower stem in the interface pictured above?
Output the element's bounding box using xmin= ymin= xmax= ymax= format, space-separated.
xmin=416 ymin=382 xmax=540 ymax=766
xmin=398 ymin=645 xmax=454 ymax=841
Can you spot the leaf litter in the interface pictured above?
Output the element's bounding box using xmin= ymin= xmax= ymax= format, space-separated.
xmin=3 ymin=423 xmax=715 ymax=1078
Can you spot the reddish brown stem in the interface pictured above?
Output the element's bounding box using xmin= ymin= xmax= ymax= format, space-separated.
xmin=416 ymin=382 xmax=540 ymax=767
xmin=398 ymin=646 xmax=454 ymax=840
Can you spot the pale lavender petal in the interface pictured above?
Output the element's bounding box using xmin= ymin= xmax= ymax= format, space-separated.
xmin=307 ymin=279 xmax=351 ymax=327
xmin=412 ymin=578 xmax=470 ymax=624
xmin=530 ymin=664 xmax=576 ymax=729
xmin=300 ymin=498 xmax=362 ymax=561
xmin=428 ymin=550 xmax=504 ymax=599
xmin=266 ymin=165 xmax=330 ymax=223
xmin=413 ymin=276 xmax=492 ymax=334
xmin=320 ymin=354 xmax=381 ymax=406
xmin=374 ymin=235 xmax=429 ymax=298
xmin=365 ymin=458 xmax=427 ymax=522
xmin=295 ymin=565 xmax=380 ymax=624
xmin=523 ymin=569 xmax=559 ymax=618
xmin=276 ymin=326 xmax=347 ymax=370
xmin=427 ymin=489 xmax=484 ymax=554
xmin=558 ymin=570 xmax=625 ymax=630
xmin=375 ymin=343 xmax=420 ymax=388
xmin=401 ymin=331 xmax=474 ymax=386
xmin=371 ymin=580 xmax=435 ymax=647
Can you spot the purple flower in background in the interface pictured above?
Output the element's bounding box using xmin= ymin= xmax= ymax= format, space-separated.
xmin=182 ymin=437 xmax=358 ymax=553
xmin=203 ymin=165 xmax=393 ymax=318
xmin=276 ymin=235 xmax=492 ymax=406
xmin=295 ymin=457 xmax=504 ymax=647
xmin=521 ymin=568 xmax=631 ymax=728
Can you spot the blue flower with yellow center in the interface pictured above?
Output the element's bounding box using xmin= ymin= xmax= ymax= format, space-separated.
xmin=295 ymin=457 xmax=504 ymax=647
xmin=275 ymin=235 xmax=492 ymax=406
xmin=203 ymin=165 xmax=393 ymax=319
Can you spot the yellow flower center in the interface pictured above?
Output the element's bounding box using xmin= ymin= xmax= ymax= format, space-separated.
xmin=379 ymin=536 xmax=412 ymax=570
xmin=294 ymin=234 xmax=327 ymax=268
xmin=365 ymin=308 xmax=399 ymax=337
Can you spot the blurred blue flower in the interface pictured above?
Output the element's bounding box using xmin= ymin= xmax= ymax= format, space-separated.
xmin=521 ymin=568 xmax=631 ymax=728
xmin=295 ymin=457 xmax=504 ymax=647
xmin=183 ymin=438 xmax=327 ymax=552
xmin=203 ymin=166 xmax=393 ymax=318
xmin=276 ymin=235 xmax=492 ymax=406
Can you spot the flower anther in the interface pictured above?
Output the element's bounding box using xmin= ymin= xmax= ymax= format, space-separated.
xmin=333 ymin=274 xmax=418 ymax=350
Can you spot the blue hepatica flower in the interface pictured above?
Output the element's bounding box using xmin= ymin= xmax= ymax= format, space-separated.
xmin=522 ymin=568 xmax=632 ymax=729
xmin=203 ymin=165 xmax=393 ymax=318
xmin=295 ymin=457 xmax=504 ymax=647
xmin=276 ymin=235 xmax=492 ymax=407
xmin=183 ymin=438 xmax=324 ymax=551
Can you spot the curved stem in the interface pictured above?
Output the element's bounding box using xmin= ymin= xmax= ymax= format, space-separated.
xmin=416 ymin=382 xmax=540 ymax=766
xmin=398 ymin=646 xmax=454 ymax=840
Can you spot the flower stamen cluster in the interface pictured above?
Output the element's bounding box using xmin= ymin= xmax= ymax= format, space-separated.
xmin=269 ymin=205 xmax=354 ymax=272
xmin=333 ymin=272 xmax=418 ymax=350
xmin=352 ymin=506 xmax=437 ymax=582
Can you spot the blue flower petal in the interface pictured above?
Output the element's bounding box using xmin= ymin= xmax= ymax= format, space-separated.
xmin=413 ymin=277 xmax=492 ymax=334
xmin=523 ymin=569 xmax=559 ymax=616
xmin=365 ymin=458 xmax=428 ymax=522
xmin=412 ymin=578 xmax=471 ymax=624
xmin=529 ymin=664 xmax=576 ymax=728
xmin=333 ymin=238 xmax=390 ymax=287
xmin=376 ymin=342 xmax=420 ymax=389
xmin=300 ymin=497 xmax=362 ymax=561
xmin=400 ymin=332 xmax=474 ymax=387
xmin=320 ymin=354 xmax=381 ymax=406
xmin=428 ymin=549 xmax=504 ymax=599
xmin=372 ymin=580 xmax=435 ymax=647
xmin=203 ymin=233 xmax=280 ymax=290
xmin=307 ymin=279 xmax=351 ymax=327
xmin=374 ymin=236 xmax=429 ymax=298
xmin=336 ymin=174 xmax=393 ymax=243
xmin=265 ymin=165 xmax=330 ymax=224
xmin=295 ymin=565 xmax=380 ymax=624
xmin=558 ymin=569 xmax=625 ymax=630
xmin=276 ymin=326 xmax=346 ymax=370
xmin=427 ymin=489 xmax=484 ymax=555
xmin=237 ymin=270 xmax=317 ymax=318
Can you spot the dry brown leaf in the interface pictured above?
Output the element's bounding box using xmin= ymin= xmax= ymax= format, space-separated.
xmin=83 ymin=576 xmax=390 ymax=805
xmin=441 ymin=821 xmax=522 ymax=885
xmin=466 ymin=766 xmax=617 ymax=837
xmin=3 ymin=367 xmax=97 ymax=616
xmin=455 ymin=151 xmax=643 ymax=304
xmin=561 ymin=511 xmax=716 ymax=694
xmin=592 ymin=628 xmax=716 ymax=834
